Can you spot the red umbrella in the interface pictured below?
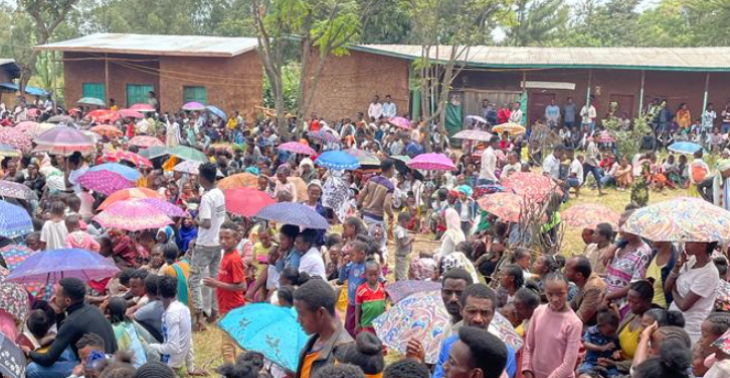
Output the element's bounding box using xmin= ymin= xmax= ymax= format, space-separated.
xmin=224 ymin=188 xmax=276 ymax=217
xmin=501 ymin=171 xmax=562 ymax=203
xmin=117 ymin=109 xmax=145 ymax=119
xmin=477 ymin=192 xmax=525 ymax=223
xmin=105 ymin=150 xmax=152 ymax=168
xmin=87 ymin=109 xmax=119 ymax=123
xmin=129 ymin=103 xmax=155 ymax=112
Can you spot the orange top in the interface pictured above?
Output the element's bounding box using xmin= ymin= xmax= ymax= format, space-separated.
xmin=300 ymin=351 xmax=320 ymax=378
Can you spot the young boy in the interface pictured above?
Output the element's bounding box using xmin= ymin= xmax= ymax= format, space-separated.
xmin=64 ymin=214 xmax=100 ymax=252
xmin=40 ymin=201 xmax=68 ymax=251
xmin=203 ymin=221 xmax=246 ymax=363
xmin=338 ymin=240 xmax=368 ymax=337
xmin=355 ymin=259 xmax=387 ymax=335
xmin=395 ymin=212 xmax=415 ymax=282
xmin=577 ymin=308 xmax=620 ymax=376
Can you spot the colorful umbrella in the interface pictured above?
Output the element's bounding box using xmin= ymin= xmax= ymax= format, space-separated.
xmin=129 ymin=135 xmax=164 ymax=148
xmin=77 ymin=97 xmax=105 ymax=106
xmin=477 ymin=192 xmax=526 ymax=223
xmin=385 ymin=280 xmax=442 ymax=303
xmin=0 ymin=180 xmax=37 ymax=200
xmin=105 ymin=150 xmax=152 ymax=168
xmin=621 ymin=197 xmax=730 ymax=243
xmin=14 ymin=121 xmax=39 ymax=132
xmin=562 ymin=203 xmax=621 ymax=230
xmin=87 ymin=109 xmax=119 ymax=124
xmin=315 ymin=151 xmax=360 ymax=170
xmin=137 ymin=198 xmax=186 ymax=218
xmin=181 ymin=101 xmax=206 ymax=111
xmin=465 ymin=115 xmax=488 ymax=124
xmin=7 ymin=248 xmax=120 ymax=285
xmin=256 ymin=203 xmax=329 ymax=230
xmin=34 ymin=126 xmax=95 ymax=155
xmin=277 ymin=141 xmax=316 ymax=156
xmin=0 ymin=143 xmax=20 ymax=158
xmin=372 ymin=290 xmax=450 ymax=364
xmin=309 ymin=130 xmax=340 ymax=144
xmin=493 ymin=122 xmax=526 ymax=135
xmin=407 ymin=153 xmax=456 ymax=171
xmin=0 ymin=329 xmax=26 ymax=378
xmin=46 ymin=115 xmax=74 ymax=124
xmin=0 ymin=128 xmax=31 ymax=151
xmin=168 ymin=145 xmax=208 ymax=163
xmin=90 ymin=125 xmax=123 ymax=138
xmin=94 ymin=200 xmax=173 ymax=232
xmin=16 ymin=122 xmax=55 ymax=139
xmin=0 ymin=281 xmax=29 ymax=322
xmin=225 ymin=188 xmax=276 ymax=217
xmin=173 ymin=160 xmax=202 ymax=175
xmin=489 ymin=312 xmax=523 ymax=352
xmin=219 ymin=303 xmax=308 ymax=372
xmin=388 ymin=116 xmax=412 ymax=130
xmin=78 ymin=170 xmax=135 ymax=196
xmin=117 ymin=109 xmax=145 ymax=119
xmin=98 ymin=187 xmax=165 ymax=210
xmin=452 ymin=129 xmax=493 ymax=142
xmin=138 ymin=146 xmax=169 ymax=159
xmin=501 ymin=171 xmax=562 ymax=203
xmin=344 ymin=148 xmax=381 ymax=167
xmin=128 ymin=103 xmax=155 ymax=112
xmin=218 ymin=172 xmax=259 ymax=190
xmin=0 ymin=201 xmax=33 ymax=238
xmin=668 ymin=141 xmax=704 ymax=155
xmin=594 ymin=131 xmax=615 ymax=144
xmin=0 ymin=245 xmax=37 ymax=270
xmin=206 ymin=105 xmax=226 ymax=120
xmin=89 ymin=163 xmax=141 ymax=181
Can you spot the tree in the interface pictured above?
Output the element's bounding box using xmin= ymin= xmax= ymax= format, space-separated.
xmin=504 ymin=0 xmax=569 ymax=47
xmin=15 ymin=0 xmax=80 ymax=96
xmin=252 ymin=0 xmax=379 ymax=137
xmin=559 ymin=0 xmax=641 ymax=47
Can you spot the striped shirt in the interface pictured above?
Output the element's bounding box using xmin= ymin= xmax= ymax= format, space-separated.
xmin=606 ymin=242 xmax=652 ymax=294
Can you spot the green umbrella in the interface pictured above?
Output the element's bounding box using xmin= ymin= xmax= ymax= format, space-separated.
xmin=138 ymin=146 xmax=169 ymax=159
xmin=77 ymin=97 xmax=106 ymax=106
xmin=168 ymin=145 xmax=207 ymax=163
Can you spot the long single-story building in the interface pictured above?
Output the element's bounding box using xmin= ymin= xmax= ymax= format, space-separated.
xmin=36 ymin=33 xmax=263 ymax=120
xmin=308 ymin=45 xmax=730 ymax=130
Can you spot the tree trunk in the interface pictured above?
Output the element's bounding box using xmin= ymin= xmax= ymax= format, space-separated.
xmin=18 ymin=46 xmax=41 ymax=97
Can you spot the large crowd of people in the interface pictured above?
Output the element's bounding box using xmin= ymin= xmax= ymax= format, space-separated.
xmin=0 ymin=91 xmax=730 ymax=378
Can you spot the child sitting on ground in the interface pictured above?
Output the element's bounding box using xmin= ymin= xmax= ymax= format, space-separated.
xmin=65 ymin=214 xmax=100 ymax=252
xmin=577 ymin=308 xmax=620 ymax=377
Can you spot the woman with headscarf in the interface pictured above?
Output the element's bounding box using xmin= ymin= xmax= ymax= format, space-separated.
xmin=438 ymin=208 xmax=466 ymax=258
xmin=273 ymin=165 xmax=297 ymax=202
xmin=299 ymin=158 xmax=316 ymax=184
xmin=175 ymin=214 xmax=198 ymax=254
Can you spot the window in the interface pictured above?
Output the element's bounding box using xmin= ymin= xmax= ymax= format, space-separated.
xmin=126 ymin=84 xmax=154 ymax=107
xmin=82 ymin=83 xmax=105 ymax=101
xmin=183 ymin=86 xmax=206 ymax=104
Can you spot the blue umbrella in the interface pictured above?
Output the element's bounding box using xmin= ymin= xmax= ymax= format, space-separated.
xmin=89 ymin=163 xmax=141 ymax=181
xmin=219 ymin=303 xmax=308 ymax=372
xmin=668 ymin=141 xmax=704 ymax=155
xmin=256 ymin=203 xmax=329 ymax=230
xmin=0 ymin=201 xmax=32 ymax=238
xmin=206 ymin=105 xmax=226 ymax=120
xmin=315 ymin=150 xmax=360 ymax=170
xmin=7 ymin=248 xmax=120 ymax=285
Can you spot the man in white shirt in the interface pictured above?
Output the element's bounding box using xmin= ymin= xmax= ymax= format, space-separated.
xmin=567 ymin=150 xmax=584 ymax=198
xmin=382 ymin=94 xmax=397 ymax=119
xmin=580 ymin=100 xmax=597 ymax=132
xmin=149 ymin=276 xmax=206 ymax=376
xmin=65 ymin=152 xmax=89 ymax=194
xmin=190 ymin=163 xmax=227 ymax=331
xmin=584 ymin=138 xmax=605 ymax=195
xmin=478 ymin=136 xmax=500 ymax=185
xmin=542 ymin=145 xmax=564 ymax=181
xmin=508 ymin=102 xmax=523 ymax=125
xmin=367 ymin=95 xmax=383 ymax=121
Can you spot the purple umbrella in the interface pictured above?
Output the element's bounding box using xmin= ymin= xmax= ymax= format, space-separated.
xmin=181 ymin=101 xmax=206 ymax=111
xmin=277 ymin=141 xmax=316 ymax=156
xmin=388 ymin=116 xmax=412 ymax=130
xmin=407 ymin=153 xmax=457 ymax=171
xmin=77 ymin=170 xmax=135 ymax=196
xmin=7 ymin=248 xmax=120 ymax=286
xmin=34 ymin=126 xmax=95 ymax=156
xmin=0 ymin=180 xmax=37 ymax=200
xmin=138 ymin=198 xmax=186 ymax=218
xmin=256 ymin=203 xmax=329 ymax=230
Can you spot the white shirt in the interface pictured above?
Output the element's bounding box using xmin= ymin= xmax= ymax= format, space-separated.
xmin=569 ymin=159 xmax=584 ymax=185
xmin=68 ymin=165 xmax=89 ymax=194
xmin=542 ymin=154 xmax=561 ymax=180
xmin=502 ymin=162 xmax=522 ymax=176
xmin=509 ymin=109 xmax=523 ymax=124
xmin=41 ymin=220 xmax=68 ymax=250
xmin=197 ymin=188 xmax=226 ymax=247
xmin=479 ymin=146 xmax=498 ymax=181
xmin=368 ymin=102 xmax=383 ymax=120
xmin=581 ymin=105 xmax=597 ymax=123
xmin=298 ymin=247 xmax=326 ymax=279
xmin=149 ymin=301 xmax=195 ymax=371
xmin=669 ymin=256 xmax=719 ymax=345
xmin=382 ymin=102 xmax=397 ymax=118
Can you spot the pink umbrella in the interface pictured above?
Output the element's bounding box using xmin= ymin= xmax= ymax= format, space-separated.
xmin=407 ymin=153 xmax=457 ymax=171
xmin=595 ymin=131 xmax=615 ymax=144
xmin=117 ymin=109 xmax=145 ymax=119
xmin=129 ymin=103 xmax=155 ymax=112
xmin=34 ymin=126 xmax=95 ymax=155
xmin=93 ymin=200 xmax=172 ymax=232
xmin=452 ymin=129 xmax=492 ymax=142
xmin=181 ymin=101 xmax=206 ymax=111
xmin=77 ymin=170 xmax=135 ymax=196
xmin=277 ymin=141 xmax=316 ymax=156
xmin=14 ymin=121 xmax=40 ymax=134
xmin=137 ymin=198 xmax=186 ymax=218
xmin=224 ymin=188 xmax=276 ymax=217
xmin=0 ymin=128 xmax=32 ymax=151
xmin=388 ymin=116 xmax=412 ymax=130
xmin=129 ymin=136 xmax=164 ymax=148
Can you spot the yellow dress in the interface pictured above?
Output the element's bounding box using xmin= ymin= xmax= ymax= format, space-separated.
xmin=618 ymin=322 xmax=642 ymax=359
xmin=646 ymin=258 xmax=667 ymax=308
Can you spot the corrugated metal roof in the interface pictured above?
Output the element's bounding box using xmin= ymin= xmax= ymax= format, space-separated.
xmin=36 ymin=33 xmax=259 ymax=58
xmin=352 ymin=45 xmax=730 ymax=72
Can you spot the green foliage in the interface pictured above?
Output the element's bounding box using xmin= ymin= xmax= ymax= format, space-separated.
xmin=604 ymin=116 xmax=651 ymax=160
xmin=504 ymin=0 xmax=570 ymax=47
xmin=559 ymin=0 xmax=642 ymax=47
xmin=263 ymin=61 xmax=300 ymax=110
xmin=360 ymin=0 xmax=412 ymax=43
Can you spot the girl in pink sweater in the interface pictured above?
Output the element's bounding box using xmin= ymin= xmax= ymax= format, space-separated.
xmin=64 ymin=215 xmax=100 ymax=252
xmin=522 ymin=272 xmax=583 ymax=378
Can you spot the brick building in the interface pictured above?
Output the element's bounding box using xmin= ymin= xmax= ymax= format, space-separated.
xmin=36 ymin=34 xmax=263 ymax=121
xmin=310 ymin=45 xmax=730 ymax=130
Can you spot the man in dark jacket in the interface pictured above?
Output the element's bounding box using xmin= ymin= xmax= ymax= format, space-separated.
xmin=24 ymin=277 xmax=117 ymax=378
xmin=294 ymin=279 xmax=354 ymax=378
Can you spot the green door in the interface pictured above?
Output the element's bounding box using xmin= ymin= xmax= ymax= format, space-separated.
xmin=82 ymin=83 xmax=105 ymax=101
xmin=126 ymin=84 xmax=153 ymax=107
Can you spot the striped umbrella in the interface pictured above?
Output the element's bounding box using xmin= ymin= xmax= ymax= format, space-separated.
xmin=0 ymin=143 xmax=20 ymax=158
xmin=0 ymin=201 xmax=33 ymax=238
xmin=94 ymin=201 xmax=173 ymax=232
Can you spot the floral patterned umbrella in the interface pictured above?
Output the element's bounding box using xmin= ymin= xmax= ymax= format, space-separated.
xmin=94 ymin=200 xmax=173 ymax=232
xmin=501 ymin=171 xmax=562 ymax=203
xmin=493 ymin=122 xmax=526 ymax=135
xmin=308 ymin=130 xmax=340 ymax=144
xmin=87 ymin=109 xmax=119 ymax=124
xmin=452 ymin=129 xmax=493 ymax=142
xmin=385 ymin=280 xmax=442 ymax=303
xmin=477 ymin=192 xmax=526 ymax=223
xmin=0 ymin=281 xmax=29 ymax=322
xmin=0 ymin=128 xmax=32 ymax=151
xmin=407 ymin=153 xmax=457 ymax=171
xmin=0 ymin=245 xmax=37 ymax=271
xmin=97 ymin=187 xmax=165 ymax=210
xmin=90 ymin=125 xmax=123 ymax=138
xmin=104 ymin=150 xmax=152 ymax=168
xmin=277 ymin=141 xmax=316 ymax=156
xmin=0 ymin=180 xmax=37 ymax=200
xmin=0 ymin=201 xmax=33 ymax=238
xmin=78 ymin=170 xmax=135 ymax=196
xmin=129 ymin=135 xmax=164 ymax=148
xmin=621 ymin=197 xmax=730 ymax=243
xmin=13 ymin=121 xmax=40 ymax=134
xmin=562 ymin=203 xmax=621 ymax=230
xmin=0 ymin=329 xmax=26 ymax=378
